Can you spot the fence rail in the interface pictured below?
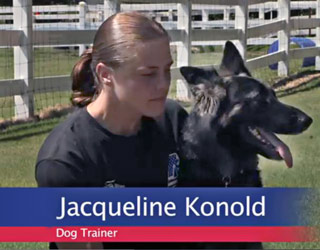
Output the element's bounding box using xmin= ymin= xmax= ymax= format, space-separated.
xmin=0 ymin=0 xmax=320 ymax=119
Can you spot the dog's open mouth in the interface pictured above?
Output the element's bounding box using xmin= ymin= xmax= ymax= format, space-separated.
xmin=248 ymin=126 xmax=293 ymax=168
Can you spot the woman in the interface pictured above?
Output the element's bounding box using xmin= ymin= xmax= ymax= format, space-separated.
xmin=35 ymin=11 xmax=188 ymax=249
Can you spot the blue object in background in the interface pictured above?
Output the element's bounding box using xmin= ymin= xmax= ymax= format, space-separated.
xmin=268 ymin=37 xmax=316 ymax=70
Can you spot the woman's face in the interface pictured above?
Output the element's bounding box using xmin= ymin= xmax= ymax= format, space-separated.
xmin=111 ymin=37 xmax=173 ymax=118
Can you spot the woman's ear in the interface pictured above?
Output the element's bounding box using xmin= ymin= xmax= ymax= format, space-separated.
xmin=95 ymin=63 xmax=113 ymax=86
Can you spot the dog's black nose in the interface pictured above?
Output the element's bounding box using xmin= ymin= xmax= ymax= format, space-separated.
xmin=298 ymin=115 xmax=313 ymax=130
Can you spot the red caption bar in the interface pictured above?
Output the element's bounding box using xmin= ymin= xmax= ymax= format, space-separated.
xmin=0 ymin=226 xmax=318 ymax=242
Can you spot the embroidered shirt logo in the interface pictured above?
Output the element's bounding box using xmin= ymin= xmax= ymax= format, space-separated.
xmin=168 ymin=153 xmax=180 ymax=187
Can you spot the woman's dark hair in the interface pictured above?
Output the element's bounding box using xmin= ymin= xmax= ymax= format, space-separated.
xmin=71 ymin=11 xmax=170 ymax=107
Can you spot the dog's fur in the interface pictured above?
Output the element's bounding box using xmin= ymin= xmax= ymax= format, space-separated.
xmin=177 ymin=41 xmax=313 ymax=249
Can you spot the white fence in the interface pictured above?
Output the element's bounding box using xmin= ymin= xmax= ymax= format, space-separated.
xmin=0 ymin=0 xmax=320 ymax=119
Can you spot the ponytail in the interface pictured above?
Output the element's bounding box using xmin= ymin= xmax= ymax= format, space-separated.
xmin=71 ymin=48 xmax=97 ymax=107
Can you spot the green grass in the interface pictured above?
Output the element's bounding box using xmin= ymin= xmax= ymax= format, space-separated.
xmin=0 ymin=91 xmax=72 ymax=120
xmin=0 ymin=116 xmax=65 ymax=187
xmin=0 ymin=47 xmax=77 ymax=119
xmin=0 ymin=242 xmax=48 ymax=250
xmin=0 ymin=47 xmax=79 ymax=80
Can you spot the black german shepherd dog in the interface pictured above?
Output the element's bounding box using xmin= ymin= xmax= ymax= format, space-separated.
xmin=177 ymin=41 xmax=313 ymax=249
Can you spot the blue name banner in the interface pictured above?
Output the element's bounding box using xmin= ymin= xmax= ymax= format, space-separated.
xmin=0 ymin=188 xmax=312 ymax=227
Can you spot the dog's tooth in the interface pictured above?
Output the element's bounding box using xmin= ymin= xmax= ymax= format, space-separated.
xmin=249 ymin=126 xmax=274 ymax=146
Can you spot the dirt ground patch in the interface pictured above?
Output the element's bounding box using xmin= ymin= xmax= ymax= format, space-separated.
xmin=273 ymin=70 xmax=320 ymax=92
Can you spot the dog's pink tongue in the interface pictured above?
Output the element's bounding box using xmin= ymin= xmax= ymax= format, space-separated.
xmin=259 ymin=128 xmax=293 ymax=168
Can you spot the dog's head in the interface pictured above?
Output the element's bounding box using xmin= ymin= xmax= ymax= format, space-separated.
xmin=180 ymin=41 xmax=313 ymax=168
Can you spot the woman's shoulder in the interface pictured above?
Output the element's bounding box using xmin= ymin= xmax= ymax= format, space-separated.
xmin=38 ymin=107 xmax=105 ymax=152
xmin=35 ymin=108 xmax=105 ymax=187
xmin=35 ymin=107 xmax=103 ymax=170
xmin=36 ymin=109 xmax=81 ymax=155
xmin=37 ymin=109 xmax=85 ymax=156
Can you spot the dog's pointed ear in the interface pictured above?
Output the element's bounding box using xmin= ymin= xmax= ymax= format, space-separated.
xmin=180 ymin=66 xmax=219 ymax=85
xmin=180 ymin=66 xmax=225 ymax=99
xmin=220 ymin=41 xmax=251 ymax=77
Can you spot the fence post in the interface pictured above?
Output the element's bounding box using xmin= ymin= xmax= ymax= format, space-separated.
xmin=223 ymin=8 xmax=230 ymax=29
xmin=202 ymin=9 xmax=209 ymax=29
xmin=259 ymin=7 xmax=264 ymax=20
xmin=278 ymin=0 xmax=290 ymax=76
xmin=168 ymin=9 xmax=174 ymax=22
xmin=13 ymin=0 xmax=34 ymax=119
xmin=176 ymin=1 xmax=191 ymax=101
xmin=316 ymin=0 xmax=320 ymax=70
xmin=79 ymin=1 xmax=87 ymax=56
xmin=235 ymin=0 xmax=248 ymax=60
xmin=258 ymin=7 xmax=264 ymax=26
xmin=104 ymin=0 xmax=120 ymax=20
